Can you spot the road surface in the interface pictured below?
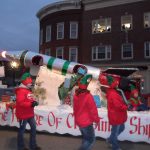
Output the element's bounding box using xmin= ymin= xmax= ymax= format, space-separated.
xmin=0 ymin=126 xmax=149 ymax=150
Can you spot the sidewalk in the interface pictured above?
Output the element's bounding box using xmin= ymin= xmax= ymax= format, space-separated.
xmin=0 ymin=126 xmax=149 ymax=150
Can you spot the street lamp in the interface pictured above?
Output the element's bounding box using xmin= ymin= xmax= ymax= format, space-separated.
xmin=10 ymin=60 xmax=20 ymax=86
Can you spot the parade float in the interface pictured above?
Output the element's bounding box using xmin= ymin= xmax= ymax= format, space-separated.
xmin=0 ymin=50 xmax=150 ymax=144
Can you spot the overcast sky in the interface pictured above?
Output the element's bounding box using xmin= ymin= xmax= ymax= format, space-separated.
xmin=0 ymin=0 xmax=59 ymax=53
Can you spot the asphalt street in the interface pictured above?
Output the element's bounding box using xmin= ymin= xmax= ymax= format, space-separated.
xmin=0 ymin=126 xmax=149 ymax=150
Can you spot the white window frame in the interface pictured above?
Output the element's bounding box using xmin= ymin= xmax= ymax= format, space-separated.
xmin=40 ymin=29 xmax=43 ymax=45
xmin=70 ymin=22 xmax=78 ymax=39
xmin=144 ymin=12 xmax=150 ymax=28
xmin=69 ymin=47 xmax=78 ymax=62
xmin=121 ymin=43 xmax=133 ymax=59
xmin=45 ymin=48 xmax=51 ymax=56
xmin=46 ymin=25 xmax=51 ymax=42
xmin=144 ymin=41 xmax=150 ymax=58
xmin=57 ymin=22 xmax=64 ymax=39
xmin=121 ymin=15 xmax=132 ymax=31
xmin=92 ymin=18 xmax=111 ymax=34
xmin=92 ymin=45 xmax=111 ymax=61
xmin=56 ymin=47 xmax=64 ymax=59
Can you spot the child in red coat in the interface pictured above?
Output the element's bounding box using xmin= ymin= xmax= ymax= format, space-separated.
xmin=15 ymin=73 xmax=41 ymax=150
xmin=105 ymin=75 xmax=128 ymax=150
xmin=73 ymin=74 xmax=99 ymax=150
xmin=128 ymin=85 xmax=149 ymax=111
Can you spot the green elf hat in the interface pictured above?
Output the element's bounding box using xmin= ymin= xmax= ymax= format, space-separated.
xmin=106 ymin=75 xmax=120 ymax=88
xmin=21 ymin=72 xmax=31 ymax=81
xmin=107 ymin=75 xmax=114 ymax=85
xmin=21 ymin=72 xmax=32 ymax=85
xmin=78 ymin=74 xmax=92 ymax=89
xmin=130 ymin=84 xmax=138 ymax=96
xmin=130 ymin=84 xmax=136 ymax=91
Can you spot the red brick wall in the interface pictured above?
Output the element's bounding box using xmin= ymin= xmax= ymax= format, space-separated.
xmin=39 ymin=1 xmax=150 ymax=66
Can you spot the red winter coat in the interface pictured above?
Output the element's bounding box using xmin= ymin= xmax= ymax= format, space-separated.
xmin=73 ymin=91 xmax=99 ymax=128
xmin=106 ymin=88 xmax=128 ymax=125
xmin=15 ymin=86 xmax=35 ymax=120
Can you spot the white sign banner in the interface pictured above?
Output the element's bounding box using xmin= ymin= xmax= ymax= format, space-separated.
xmin=0 ymin=103 xmax=150 ymax=144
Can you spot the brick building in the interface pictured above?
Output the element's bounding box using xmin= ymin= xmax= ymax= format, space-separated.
xmin=36 ymin=0 xmax=150 ymax=94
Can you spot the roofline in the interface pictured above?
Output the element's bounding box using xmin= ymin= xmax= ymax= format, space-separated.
xmin=36 ymin=0 xmax=146 ymax=20
xmin=82 ymin=0 xmax=146 ymax=11
xmin=36 ymin=0 xmax=82 ymax=20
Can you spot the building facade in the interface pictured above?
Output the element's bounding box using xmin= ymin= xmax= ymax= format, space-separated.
xmin=37 ymin=0 xmax=150 ymax=94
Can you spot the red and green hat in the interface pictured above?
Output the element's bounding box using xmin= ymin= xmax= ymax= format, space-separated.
xmin=78 ymin=74 xmax=92 ymax=89
xmin=130 ymin=84 xmax=139 ymax=96
xmin=99 ymin=73 xmax=108 ymax=85
xmin=107 ymin=75 xmax=120 ymax=88
xmin=21 ymin=72 xmax=32 ymax=85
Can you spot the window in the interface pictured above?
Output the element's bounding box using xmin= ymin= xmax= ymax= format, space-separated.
xmin=46 ymin=25 xmax=51 ymax=42
xmin=122 ymin=43 xmax=133 ymax=59
xmin=56 ymin=47 xmax=63 ymax=59
xmin=45 ymin=48 xmax=51 ymax=56
xmin=57 ymin=22 xmax=64 ymax=39
xmin=70 ymin=22 xmax=78 ymax=39
xmin=121 ymin=15 xmax=132 ymax=31
xmin=40 ymin=29 xmax=43 ymax=45
xmin=92 ymin=18 xmax=111 ymax=34
xmin=144 ymin=12 xmax=150 ymax=28
xmin=144 ymin=41 xmax=150 ymax=58
xmin=69 ymin=47 xmax=78 ymax=62
xmin=92 ymin=45 xmax=111 ymax=60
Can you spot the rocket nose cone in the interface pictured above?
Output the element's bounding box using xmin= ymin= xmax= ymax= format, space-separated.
xmin=1 ymin=51 xmax=7 ymax=58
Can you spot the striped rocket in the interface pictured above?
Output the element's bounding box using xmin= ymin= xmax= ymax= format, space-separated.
xmin=1 ymin=50 xmax=101 ymax=80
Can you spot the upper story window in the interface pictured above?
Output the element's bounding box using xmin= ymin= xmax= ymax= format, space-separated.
xmin=92 ymin=18 xmax=111 ymax=34
xmin=70 ymin=22 xmax=78 ymax=39
xmin=121 ymin=15 xmax=132 ymax=31
xmin=57 ymin=22 xmax=64 ymax=39
xmin=56 ymin=47 xmax=63 ymax=59
xmin=46 ymin=25 xmax=51 ymax=42
xmin=144 ymin=12 xmax=150 ymax=28
xmin=92 ymin=45 xmax=111 ymax=61
xmin=40 ymin=29 xmax=43 ymax=45
xmin=69 ymin=47 xmax=78 ymax=62
xmin=121 ymin=43 xmax=133 ymax=59
xmin=45 ymin=48 xmax=51 ymax=56
xmin=144 ymin=41 xmax=150 ymax=58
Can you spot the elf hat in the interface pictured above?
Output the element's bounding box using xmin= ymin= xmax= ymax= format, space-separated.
xmin=99 ymin=73 xmax=108 ymax=85
xmin=130 ymin=84 xmax=139 ymax=96
xmin=21 ymin=72 xmax=32 ymax=86
xmin=107 ymin=75 xmax=120 ymax=88
xmin=78 ymin=74 xmax=92 ymax=89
